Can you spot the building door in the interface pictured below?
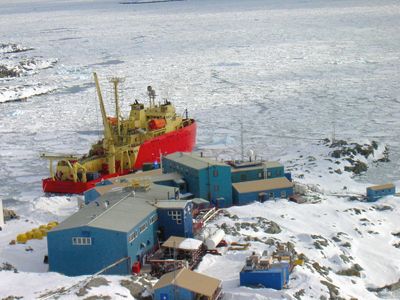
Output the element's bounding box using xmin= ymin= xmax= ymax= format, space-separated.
xmin=258 ymin=193 xmax=266 ymax=203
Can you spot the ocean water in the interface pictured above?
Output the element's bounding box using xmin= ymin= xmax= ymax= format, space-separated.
xmin=0 ymin=0 xmax=399 ymax=205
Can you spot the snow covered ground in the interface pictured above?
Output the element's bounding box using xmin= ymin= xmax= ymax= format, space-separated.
xmin=0 ymin=0 xmax=400 ymax=299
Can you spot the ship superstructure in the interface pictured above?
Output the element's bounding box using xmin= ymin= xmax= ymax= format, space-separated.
xmin=42 ymin=73 xmax=196 ymax=194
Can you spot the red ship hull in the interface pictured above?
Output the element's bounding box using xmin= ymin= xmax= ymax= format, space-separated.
xmin=42 ymin=121 xmax=197 ymax=194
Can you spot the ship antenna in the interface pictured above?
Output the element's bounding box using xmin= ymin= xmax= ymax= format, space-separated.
xmin=147 ymin=86 xmax=156 ymax=107
xmin=240 ymin=99 xmax=244 ymax=162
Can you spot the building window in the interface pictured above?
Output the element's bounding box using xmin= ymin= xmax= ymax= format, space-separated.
xmin=139 ymin=223 xmax=148 ymax=233
xmin=170 ymin=210 xmax=181 ymax=219
xmin=281 ymin=191 xmax=286 ymax=198
xmin=213 ymin=169 xmax=218 ymax=177
xmin=72 ymin=237 xmax=92 ymax=246
xmin=128 ymin=231 xmax=138 ymax=243
xmin=169 ymin=210 xmax=182 ymax=224
xmin=150 ymin=214 xmax=158 ymax=224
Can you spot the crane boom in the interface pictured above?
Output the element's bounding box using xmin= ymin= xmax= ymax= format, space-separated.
xmin=93 ymin=72 xmax=116 ymax=174
xmin=93 ymin=72 xmax=113 ymax=142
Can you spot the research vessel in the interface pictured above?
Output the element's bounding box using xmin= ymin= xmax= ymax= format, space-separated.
xmin=41 ymin=73 xmax=196 ymax=194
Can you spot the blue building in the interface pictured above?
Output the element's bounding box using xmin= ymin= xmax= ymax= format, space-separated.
xmin=153 ymin=268 xmax=222 ymax=300
xmin=230 ymin=161 xmax=285 ymax=183
xmin=240 ymin=262 xmax=290 ymax=290
xmin=366 ymin=183 xmax=396 ymax=202
xmin=155 ymin=200 xmax=193 ymax=239
xmin=162 ymin=153 xmax=232 ymax=207
xmin=232 ymin=177 xmax=294 ymax=205
xmin=47 ymin=184 xmax=193 ymax=276
xmin=264 ymin=162 xmax=285 ymax=179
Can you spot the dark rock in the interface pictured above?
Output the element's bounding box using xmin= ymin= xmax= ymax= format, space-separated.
xmin=336 ymin=264 xmax=363 ymax=277
xmin=330 ymin=139 xmax=348 ymax=148
xmin=83 ymin=296 xmax=111 ymax=300
xmin=323 ymin=138 xmax=330 ymax=144
xmin=341 ymin=242 xmax=351 ymax=248
xmin=76 ymin=277 xmax=110 ymax=297
xmin=344 ymin=161 xmax=368 ymax=174
xmin=375 ymin=146 xmax=390 ymax=162
xmin=331 ymin=150 xmax=342 ymax=159
xmin=311 ymin=235 xmax=329 ymax=249
xmin=372 ymin=205 xmax=393 ymax=211
xmin=294 ymin=289 xmax=305 ymax=300
xmin=120 ymin=280 xmax=145 ymax=299
xmin=313 ymin=262 xmax=330 ymax=276
xmin=320 ymin=280 xmax=341 ymax=299
xmin=0 ymin=262 xmax=18 ymax=273
xmin=340 ymin=254 xmax=351 ymax=263
xmin=265 ymin=238 xmax=276 ymax=246
xmin=368 ymin=279 xmax=400 ymax=292
xmin=264 ymin=221 xmax=281 ymax=234
xmin=0 ymin=65 xmax=19 ymax=78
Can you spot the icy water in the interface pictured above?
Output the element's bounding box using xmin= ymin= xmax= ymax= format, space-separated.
xmin=0 ymin=0 xmax=400 ymax=205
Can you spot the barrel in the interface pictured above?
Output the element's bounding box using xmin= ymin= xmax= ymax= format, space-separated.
xmin=17 ymin=233 xmax=28 ymax=244
xmin=132 ymin=261 xmax=141 ymax=274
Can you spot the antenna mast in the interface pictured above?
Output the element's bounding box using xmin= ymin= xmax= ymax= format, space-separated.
xmin=240 ymin=98 xmax=244 ymax=162
xmin=110 ymin=77 xmax=124 ymax=137
xmin=240 ymin=120 xmax=244 ymax=162
xmin=147 ymin=86 xmax=156 ymax=107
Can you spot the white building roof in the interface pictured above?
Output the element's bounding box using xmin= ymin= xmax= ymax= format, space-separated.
xmin=165 ymin=152 xmax=227 ymax=170
xmin=162 ymin=236 xmax=203 ymax=250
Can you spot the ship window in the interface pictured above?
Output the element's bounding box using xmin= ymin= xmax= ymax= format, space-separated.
xmin=281 ymin=191 xmax=286 ymax=198
xmin=214 ymin=185 xmax=219 ymax=192
xmin=213 ymin=169 xmax=218 ymax=177
xmin=72 ymin=237 xmax=92 ymax=246
xmin=258 ymin=172 xmax=262 ymax=178
xmin=177 ymin=219 xmax=182 ymax=224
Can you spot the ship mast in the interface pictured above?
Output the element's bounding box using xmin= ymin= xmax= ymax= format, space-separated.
xmin=110 ymin=77 xmax=123 ymax=137
xmin=93 ymin=72 xmax=116 ymax=174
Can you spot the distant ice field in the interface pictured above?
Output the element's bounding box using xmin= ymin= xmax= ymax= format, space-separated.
xmin=0 ymin=0 xmax=400 ymax=203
